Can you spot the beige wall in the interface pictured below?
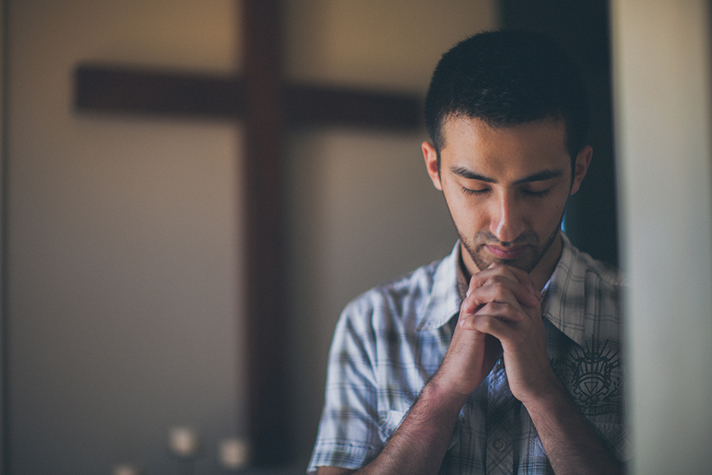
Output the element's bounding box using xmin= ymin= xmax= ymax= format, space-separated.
xmin=611 ymin=0 xmax=712 ymax=473
xmin=4 ymin=0 xmax=497 ymax=473
xmin=6 ymin=1 xmax=245 ymax=474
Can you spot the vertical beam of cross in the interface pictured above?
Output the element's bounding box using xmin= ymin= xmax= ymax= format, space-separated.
xmin=242 ymin=0 xmax=291 ymax=465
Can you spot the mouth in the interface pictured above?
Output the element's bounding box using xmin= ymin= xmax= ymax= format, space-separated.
xmin=485 ymin=244 xmax=529 ymax=260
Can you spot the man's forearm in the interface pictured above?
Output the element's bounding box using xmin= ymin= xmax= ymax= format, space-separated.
xmin=526 ymin=381 xmax=624 ymax=475
xmin=355 ymin=379 xmax=466 ymax=475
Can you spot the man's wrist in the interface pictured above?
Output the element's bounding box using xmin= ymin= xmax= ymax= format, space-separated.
xmin=510 ymin=362 xmax=563 ymax=408
xmin=423 ymin=373 xmax=471 ymax=417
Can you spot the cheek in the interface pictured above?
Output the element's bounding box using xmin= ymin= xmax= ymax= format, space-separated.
xmin=443 ymin=192 xmax=486 ymax=230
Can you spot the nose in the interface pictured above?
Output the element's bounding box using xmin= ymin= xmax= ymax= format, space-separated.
xmin=489 ymin=192 xmax=525 ymax=243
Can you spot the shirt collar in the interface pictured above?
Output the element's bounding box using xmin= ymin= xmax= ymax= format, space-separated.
xmin=540 ymin=232 xmax=588 ymax=346
xmin=416 ymin=242 xmax=463 ymax=331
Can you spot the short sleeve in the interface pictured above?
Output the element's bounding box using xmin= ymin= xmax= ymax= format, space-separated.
xmin=307 ymin=302 xmax=384 ymax=473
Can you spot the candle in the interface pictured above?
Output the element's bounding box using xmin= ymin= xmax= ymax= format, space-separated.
xmin=219 ymin=438 xmax=250 ymax=469
xmin=168 ymin=426 xmax=201 ymax=458
xmin=112 ymin=464 xmax=141 ymax=475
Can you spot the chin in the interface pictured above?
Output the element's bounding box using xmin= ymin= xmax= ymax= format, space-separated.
xmin=494 ymin=257 xmax=539 ymax=273
xmin=472 ymin=248 xmax=541 ymax=274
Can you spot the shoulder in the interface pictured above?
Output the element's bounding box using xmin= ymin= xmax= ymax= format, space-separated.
xmin=578 ymin=252 xmax=625 ymax=338
xmin=575 ymin=247 xmax=624 ymax=289
xmin=340 ymin=258 xmax=443 ymax=333
xmin=558 ymin=233 xmax=624 ymax=293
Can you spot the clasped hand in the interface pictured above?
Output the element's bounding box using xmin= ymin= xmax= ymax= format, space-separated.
xmin=433 ymin=263 xmax=557 ymax=406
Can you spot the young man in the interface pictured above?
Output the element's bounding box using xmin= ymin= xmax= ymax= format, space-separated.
xmin=308 ymin=30 xmax=626 ymax=474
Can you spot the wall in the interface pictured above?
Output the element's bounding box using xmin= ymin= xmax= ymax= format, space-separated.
xmin=3 ymin=0 xmax=497 ymax=473
xmin=5 ymin=1 xmax=244 ymax=474
xmin=611 ymin=0 xmax=712 ymax=473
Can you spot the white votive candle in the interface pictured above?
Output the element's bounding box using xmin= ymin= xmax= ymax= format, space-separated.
xmin=168 ymin=426 xmax=201 ymax=458
xmin=219 ymin=438 xmax=250 ymax=469
xmin=112 ymin=464 xmax=142 ymax=475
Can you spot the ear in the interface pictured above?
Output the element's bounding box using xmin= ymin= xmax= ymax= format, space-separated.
xmin=570 ymin=145 xmax=592 ymax=195
xmin=422 ymin=141 xmax=443 ymax=191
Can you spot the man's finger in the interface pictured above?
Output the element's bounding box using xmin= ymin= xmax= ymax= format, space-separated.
xmin=470 ymin=264 xmax=540 ymax=300
xmin=465 ymin=277 xmax=539 ymax=311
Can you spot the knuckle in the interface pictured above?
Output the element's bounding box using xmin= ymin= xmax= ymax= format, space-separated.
xmin=492 ymin=281 xmax=508 ymax=294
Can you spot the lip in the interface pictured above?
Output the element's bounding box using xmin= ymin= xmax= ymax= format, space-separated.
xmin=485 ymin=244 xmax=529 ymax=259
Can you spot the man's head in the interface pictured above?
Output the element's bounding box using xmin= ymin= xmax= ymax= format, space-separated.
xmin=422 ymin=31 xmax=592 ymax=283
xmin=424 ymin=30 xmax=589 ymax=172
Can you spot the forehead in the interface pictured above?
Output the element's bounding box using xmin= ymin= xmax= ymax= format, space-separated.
xmin=440 ymin=116 xmax=570 ymax=179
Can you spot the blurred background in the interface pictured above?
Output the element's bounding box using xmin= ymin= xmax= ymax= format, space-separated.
xmin=0 ymin=0 xmax=710 ymax=474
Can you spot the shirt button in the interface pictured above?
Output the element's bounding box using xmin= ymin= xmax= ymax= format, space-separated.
xmin=493 ymin=439 xmax=505 ymax=450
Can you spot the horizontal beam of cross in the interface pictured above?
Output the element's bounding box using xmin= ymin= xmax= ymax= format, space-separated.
xmin=73 ymin=53 xmax=423 ymax=466
xmin=75 ymin=65 xmax=423 ymax=130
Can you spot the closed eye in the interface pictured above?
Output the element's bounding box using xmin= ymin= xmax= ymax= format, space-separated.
xmin=462 ymin=186 xmax=490 ymax=196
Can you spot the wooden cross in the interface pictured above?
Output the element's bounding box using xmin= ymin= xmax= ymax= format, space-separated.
xmin=73 ymin=0 xmax=421 ymax=466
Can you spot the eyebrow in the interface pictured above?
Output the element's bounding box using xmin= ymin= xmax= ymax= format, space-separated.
xmin=449 ymin=166 xmax=564 ymax=185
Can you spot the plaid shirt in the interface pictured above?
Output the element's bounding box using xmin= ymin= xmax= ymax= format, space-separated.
xmin=308 ymin=233 xmax=626 ymax=474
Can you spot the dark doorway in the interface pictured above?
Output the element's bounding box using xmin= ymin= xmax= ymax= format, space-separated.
xmin=501 ymin=0 xmax=618 ymax=266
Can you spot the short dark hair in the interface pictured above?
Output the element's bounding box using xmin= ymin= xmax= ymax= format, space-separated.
xmin=424 ymin=30 xmax=589 ymax=167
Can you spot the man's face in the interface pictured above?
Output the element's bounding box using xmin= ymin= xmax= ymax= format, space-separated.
xmin=423 ymin=116 xmax=591 ymax=278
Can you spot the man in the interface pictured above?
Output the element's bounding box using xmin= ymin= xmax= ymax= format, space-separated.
xmin=308 ymin=30 xmax=625 ymax=474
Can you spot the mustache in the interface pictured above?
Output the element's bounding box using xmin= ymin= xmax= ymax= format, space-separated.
xmin=474 ymin=230 xmax=538 ymax=247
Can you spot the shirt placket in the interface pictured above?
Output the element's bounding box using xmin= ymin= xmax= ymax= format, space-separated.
xmin=486 ymin=358 xmax=515 ymax=474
